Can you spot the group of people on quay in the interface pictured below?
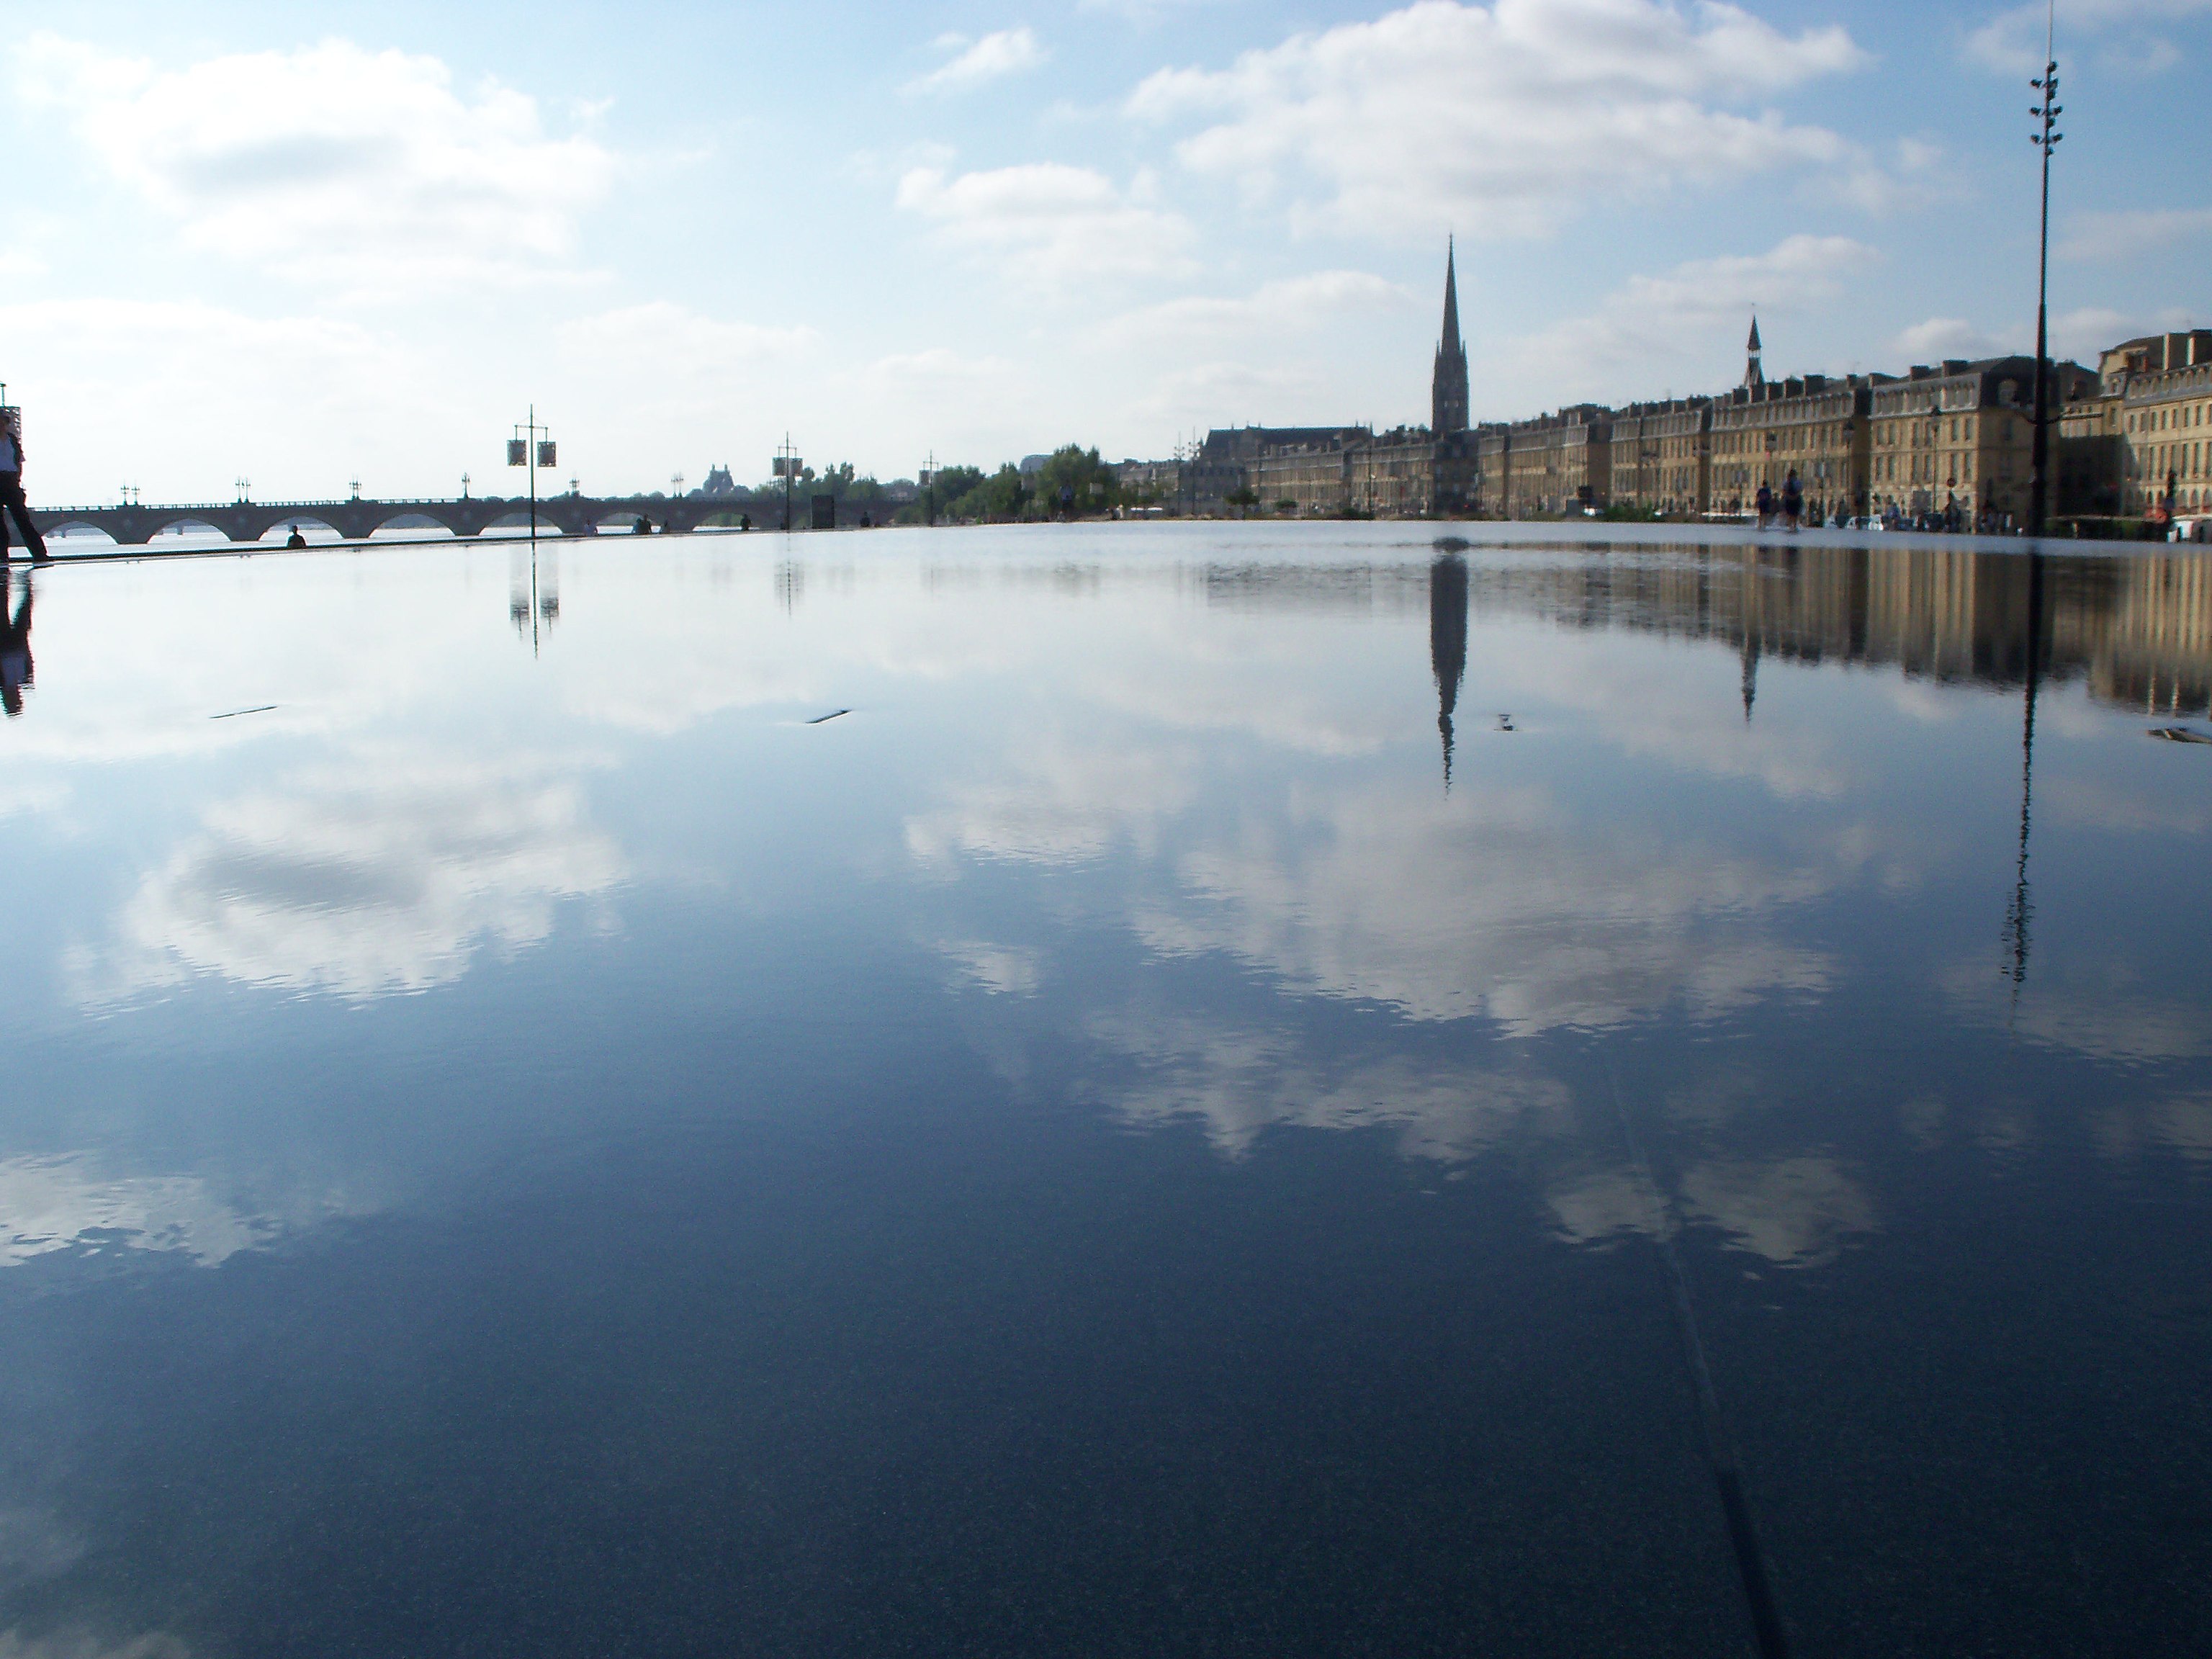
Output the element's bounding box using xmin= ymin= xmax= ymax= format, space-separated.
xmin=1750 ymin=470 xmax=2022 ymax=535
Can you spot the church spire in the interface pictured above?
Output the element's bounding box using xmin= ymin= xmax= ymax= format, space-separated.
xmin=1745 ymin=315 xmax=1764 ymax=388
xmin=1432 ymin=238 xmax=1469 ymax=434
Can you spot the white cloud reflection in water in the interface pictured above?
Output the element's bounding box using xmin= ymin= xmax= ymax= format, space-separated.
xmin=76 ymin=754 xmax=625 ymax=1003
xmin=0 ymin=1154 xmax=271 ymax=1268
xmin=1549 ymin=1154 xmax=1879 ymax=1269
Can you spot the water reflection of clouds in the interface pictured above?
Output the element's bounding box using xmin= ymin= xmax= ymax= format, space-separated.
xmin=921 ymin=747 xmax=1840 ymax=1032
xmin=78 ymin=755 xmax=625 ymax=1002
xmin=0 ymin=1154 xmax=272 ymax=1268
xmin=1144 ymin=776 xmax=1838 ymax=1031
xmin=1942 ymin=961 xmax=2212 ymax=1065
xmin=1550 ymin=1155 xmax=1879 ymax=1269
xmin=1087 ymin=1010 xmax=1573 ymax=1161
xmin=941 ymin=940 xmax=1045 ymax=997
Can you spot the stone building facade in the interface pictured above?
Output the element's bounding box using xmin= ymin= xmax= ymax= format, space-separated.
xmin=1500 ymin=408 xmax=1611 ymax=516
xmin=2108 ymin=331 xmax=2212 ymax=518
xmin=1866 ymin=356 xmax=2094 ymax=525
xmin=1608 ymin=400 xmax=1712 ymax=516
xmin=1709 ymin=374 xmax=1874 ymax=522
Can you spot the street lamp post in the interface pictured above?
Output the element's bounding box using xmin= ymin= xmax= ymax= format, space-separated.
xmin=2028 ymin=1 xmax=2064 ymax=536
xmin=773 ymin=436 xmax=801 ymax=533
xmin=508 ymin=406 xmax=557 ymax=552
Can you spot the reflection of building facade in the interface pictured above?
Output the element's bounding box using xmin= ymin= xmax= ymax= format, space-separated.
xmin=1202 ymin=544 xmax=2212 ymax=718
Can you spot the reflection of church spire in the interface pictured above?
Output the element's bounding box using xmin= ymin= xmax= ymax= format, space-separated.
xmin=1430 ymin=551 xmax=1468 ymax=790
xmin=2004 ymin=553 xmax=2046 ymax=1004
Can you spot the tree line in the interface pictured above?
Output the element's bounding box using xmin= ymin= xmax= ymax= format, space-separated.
xmin=740 ymin=445 xmax=1134 ymax=525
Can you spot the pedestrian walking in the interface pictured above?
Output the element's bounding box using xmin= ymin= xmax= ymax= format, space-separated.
xmin=0 ymin=408 xmax=50 ymax=564
xmin=1754 ymin=480 xmax=1774 ymax=529
xmin=1781 ymin=470 xmax=1803 ymax=533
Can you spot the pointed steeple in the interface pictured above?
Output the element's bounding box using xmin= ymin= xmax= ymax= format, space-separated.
xmin=1744 ymin=315 xmax=1765 ymax=389
xmin=1432 ymin=238 xmax=1470 ymax=435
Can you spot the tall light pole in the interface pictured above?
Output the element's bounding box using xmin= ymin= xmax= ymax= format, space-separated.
xmin=2028 ymin=0 xmax=2064 ymax=535
xmin=774 ymin=435 xmax=801 ymax=533
xmin=508 ymin=406 xmax=556 ymax=552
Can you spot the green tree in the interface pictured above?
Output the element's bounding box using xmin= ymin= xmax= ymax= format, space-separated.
xmin=1035 ymin=445 xmax=1118 ymax=516
xmin=927 ymin=465 xmax=984 ymax=521
xmin=952 ymin=463 xmax=1030 ymax=521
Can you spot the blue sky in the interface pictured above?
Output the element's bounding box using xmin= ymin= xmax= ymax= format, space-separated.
xmin=1 ymin=0 xmax=2205 ymax=503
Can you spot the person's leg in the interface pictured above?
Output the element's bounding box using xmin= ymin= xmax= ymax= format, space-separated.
xmin=2 ymin=486 xmax=45 ymax=561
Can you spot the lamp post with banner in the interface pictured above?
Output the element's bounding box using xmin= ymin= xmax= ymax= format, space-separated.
xmin=508 ymin=406 xmax=557 ymax=551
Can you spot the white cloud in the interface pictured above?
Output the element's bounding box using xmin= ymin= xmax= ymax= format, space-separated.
xmin=1126 ymin=0 xmax=1864 ymax=238
xmin=1966 ymin=0 xmax=2212 ymax=72
xmin=1496 ymin=234 xmax=1881 ymax=405
xmin=0 ymin=297 xmax=427 ymax=505
xmin=896 ymin=163 xmax=1197 ymax=290
xmin=1894 ymin=318 xmax=2011 ymax=362
xmin=21 ymin=33 xmax=616 ymax=293
xmin=1094 ymin=270 xmax=1408 ymax=350
xmin=1891 ymin=306 xmax=2152 ymax=367
xmin=557 ymin=302 xmax=815 ymax=380
xmin=906 ymin=27 xmax=1050 ymax=95
xmin=2062 ymin=205 xmax=2212 ymax=261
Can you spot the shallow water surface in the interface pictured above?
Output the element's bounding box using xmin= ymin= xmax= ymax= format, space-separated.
xmin=0 ymin=523 xmax=2208 ymax=1657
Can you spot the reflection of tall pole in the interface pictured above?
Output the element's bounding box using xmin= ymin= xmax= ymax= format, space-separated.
xmin=1429 ymin=552 xmax=1468 ymax=791
xmin=1740 ymin=634 xmax=1758 ymax=724
xmin=2005 ymin=552 xmax=2046 ymax=999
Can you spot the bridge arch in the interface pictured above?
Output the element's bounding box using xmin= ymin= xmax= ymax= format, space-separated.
xmin=367 ymin=513 xmax=457 ymax=539
xmin=148 ymin=518 xmax=237 ymax=542
xmin=44 ymin=519 xmax=119 ymax=547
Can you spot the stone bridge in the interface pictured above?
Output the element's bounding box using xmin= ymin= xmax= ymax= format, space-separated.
xmin=30 ymin=494 xmax=769 ymax=547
